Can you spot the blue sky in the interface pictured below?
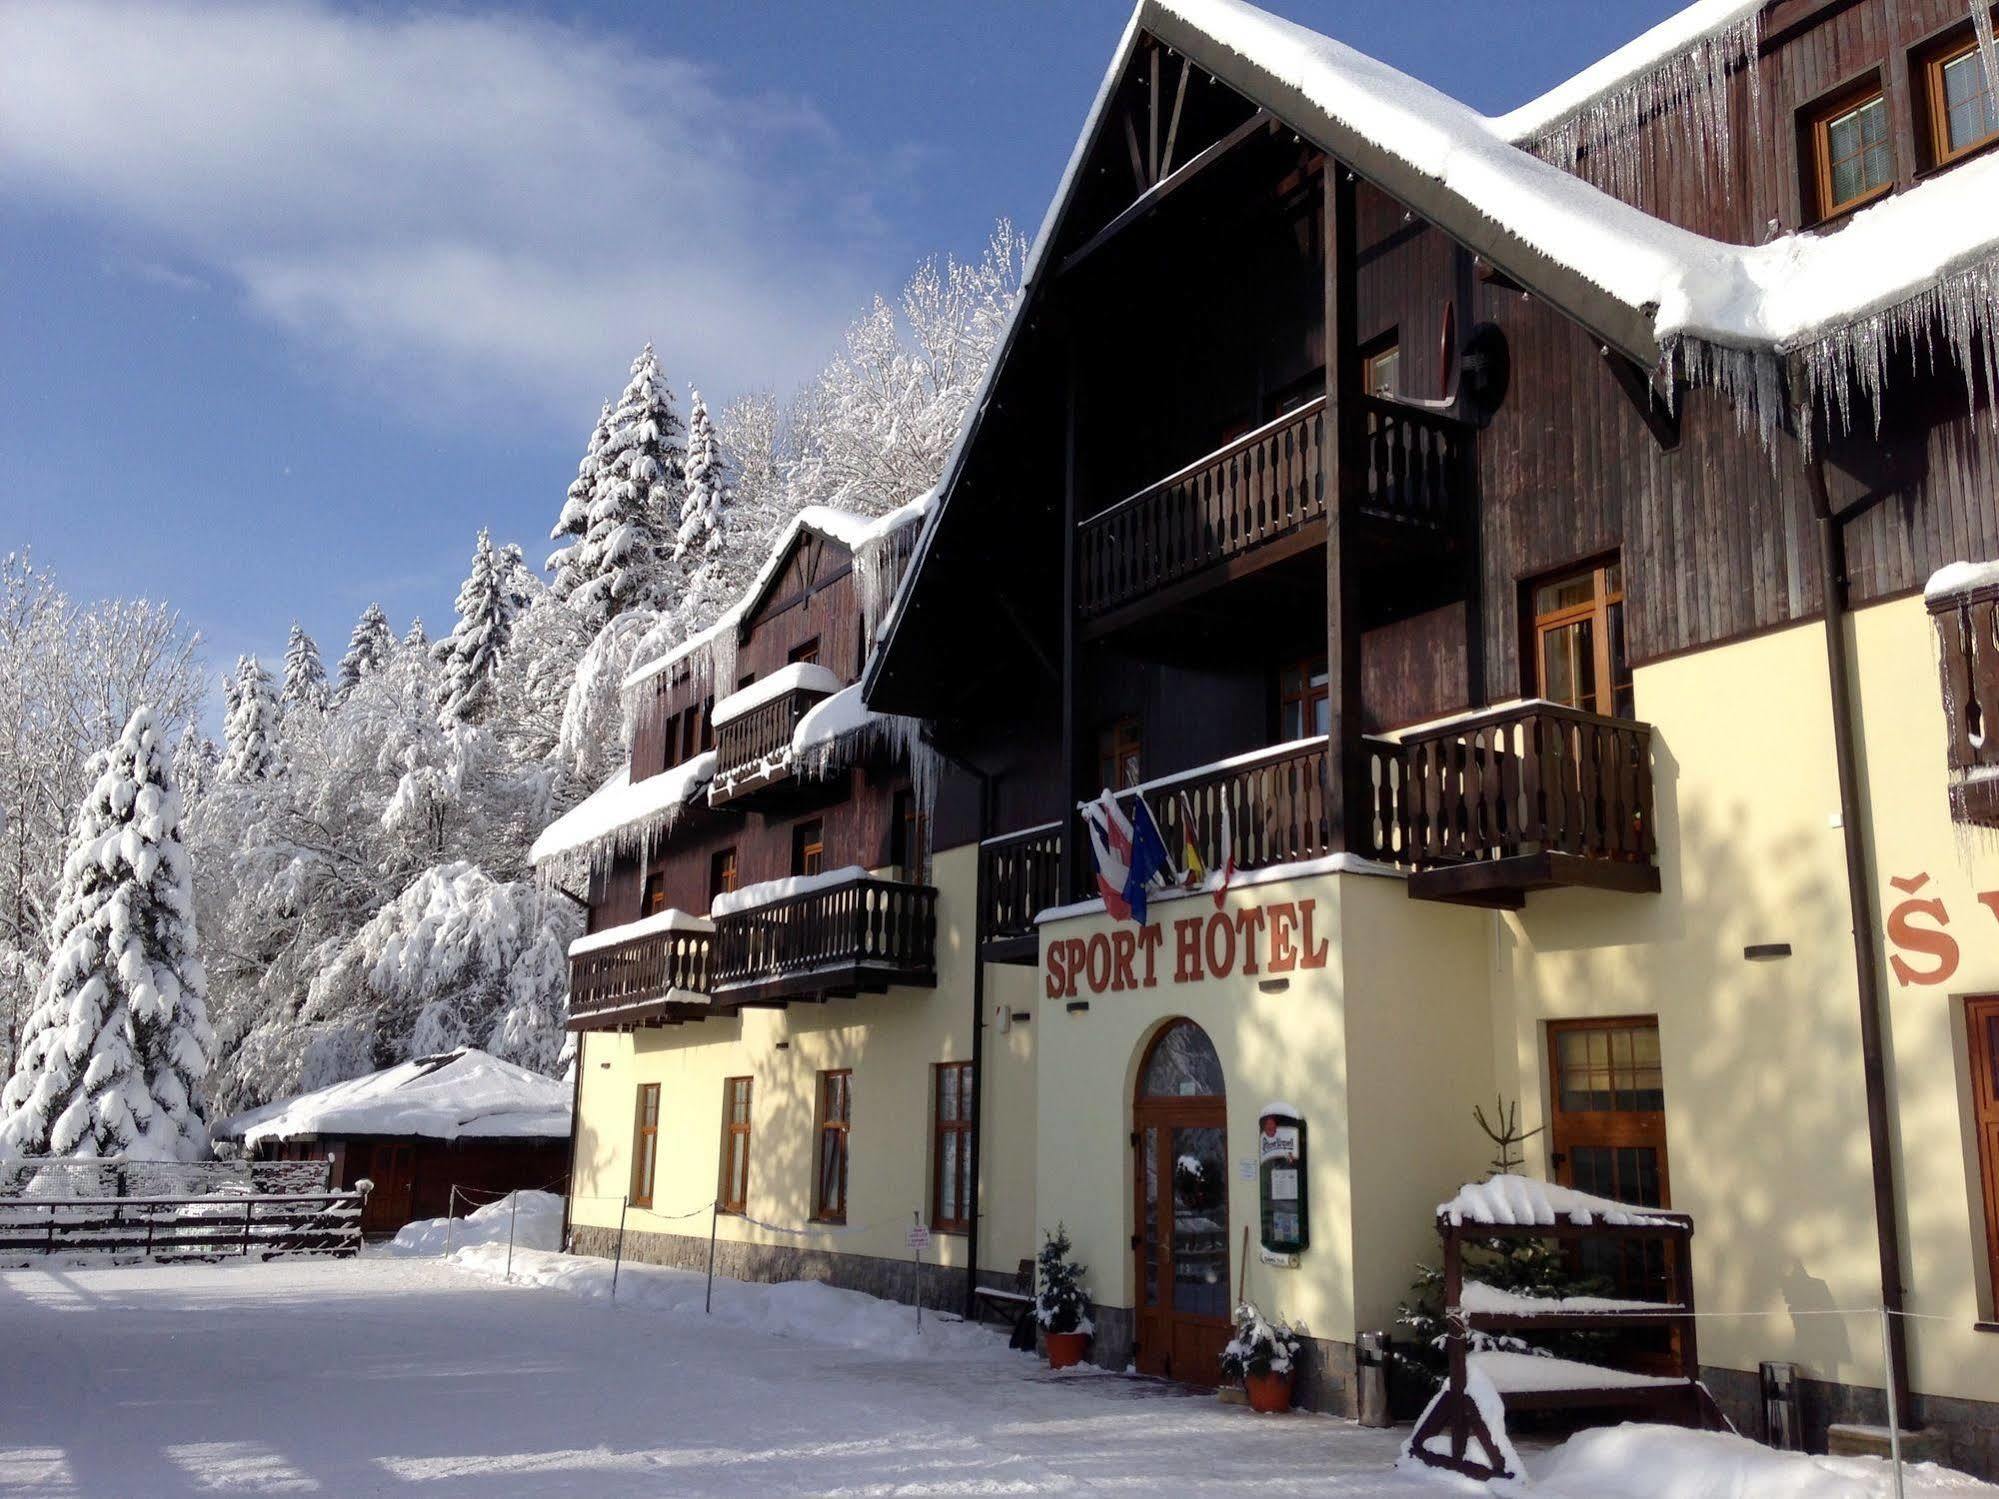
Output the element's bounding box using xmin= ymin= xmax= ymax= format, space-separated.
xmin=0 ymin=0 xmax=1683 ymax=702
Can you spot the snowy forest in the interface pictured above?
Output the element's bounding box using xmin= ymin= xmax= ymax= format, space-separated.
xmin=0 ymin=221 xmax=1026 ymax=1158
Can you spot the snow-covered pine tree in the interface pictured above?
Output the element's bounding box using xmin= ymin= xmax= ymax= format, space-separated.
xmin=437 ymin=530 xmax=521 ymax=726
xmin=569 ymin=346 xmax=684 ymax=629
xmin=676 ymin=389 xmax=730 ymax=561
xmin=172 ymin=724 xmax=217 ymax=809
xmin=547 ymin=400 xmax=612 ymax=607
xmin=220 ymin=656 xmax=280 ymax=782
xmin=281 ymin=622 xmax=328 ymax=713
xmin=0 ymin=707 xmax=215 ymax=1160
xmin=335 ymin=604 xmax=396 ymax=697
xmin=402 ymin=617 xmax=428 ymax=653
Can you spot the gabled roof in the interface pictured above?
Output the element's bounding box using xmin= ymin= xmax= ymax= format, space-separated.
xmin=864 ymin=0 xmax=1999 ymax=707
xmin=214 ymin=1049 xmax=571 ymax=1147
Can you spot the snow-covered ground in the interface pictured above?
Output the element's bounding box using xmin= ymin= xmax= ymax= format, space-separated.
xmin=0 ymin=1252 xmax=1991 ymax=1497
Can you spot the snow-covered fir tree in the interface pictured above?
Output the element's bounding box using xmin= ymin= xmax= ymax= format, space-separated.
xmin=547 ymin=400 xmax=612 ymax=607
xmin=676 ymin=389 xmax=730 ymax=561
xmin=172 ymin=725 xmax=217 ymax=809
xmin=402 ymin=617 xmax=428 ymax=653
xmin=281 ymin=622 xmax=328 ymax=713
xmin=437 ymin=530 xmax=521 ymax=726
xmin=335 ymin=604 xmax=396 ymax=697
xmin=221 ymin=655 xmax=280 ymax=782
xmin=567 ymin=346 xmax=684 ymax=629
xmin=0 ymin=707 xmax=215 ymax=1160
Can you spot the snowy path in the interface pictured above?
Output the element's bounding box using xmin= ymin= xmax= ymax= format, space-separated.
xmin=0 ymin=1256 xmax=1428 ymax=1497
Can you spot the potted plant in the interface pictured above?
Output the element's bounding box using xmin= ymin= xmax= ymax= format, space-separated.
xmin=1221 ymin=1301 xmax=1304 ymax=1413
xmin=1034 ymin=1224 xmax=1093 ymax=1368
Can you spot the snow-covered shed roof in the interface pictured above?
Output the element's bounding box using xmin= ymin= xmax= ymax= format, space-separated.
xmin=214 ymin=1049 xmax=571 ymax=1147
xmin=527 ymin=751 xmax=715 ymax=870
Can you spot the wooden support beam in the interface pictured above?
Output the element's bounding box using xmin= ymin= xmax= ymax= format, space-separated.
xmin=1325 ymin=162 xmax=1367 ymax=854
xmin=1161 ymin=56 xmax=1190 ymax=177
xmin=1059 ymin=109 xmax=1272 ymax=278
xmin=1600 ymin=346 xmax=1681 ymax=451
xmin=1058 ymin=340 xmax=1086 ymax=903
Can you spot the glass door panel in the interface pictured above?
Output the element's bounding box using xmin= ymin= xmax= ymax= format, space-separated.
xmin=1169 ymin=1125 xmax=1229 ymax=1321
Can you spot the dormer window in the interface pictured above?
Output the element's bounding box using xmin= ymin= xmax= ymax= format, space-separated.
xmin=1923 ymin=35 xmax=1999 ymax=167
xmin=1809 ymin=85 xmax=1894 ymax=219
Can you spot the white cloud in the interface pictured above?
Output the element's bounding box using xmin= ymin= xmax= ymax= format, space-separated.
xmin=0 ymin=0 xmax=895 ymax=426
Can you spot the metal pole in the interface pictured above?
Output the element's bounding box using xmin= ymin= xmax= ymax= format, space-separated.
xmin=446 ymin=1185 xmax=458 ymax=1258
xmin=705 ymin=1200 xmax=720 ymax=1314
xmin=611 ymin=1196 xmax=629 ymax=1301
xmin=505 ymin=1191 xmax=519 ymax=1282
xmin=912 ymin=1211 xmax=923 ymax=1332
xmin=1882 ymin=1308 xmax=1907 ymax=1499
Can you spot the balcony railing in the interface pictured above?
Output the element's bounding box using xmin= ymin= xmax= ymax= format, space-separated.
xmin=710 ymin=686 xmax=829 ymax=806
xmin=711 ymin=876 xmax=938 ymax=1007
xmin=1075 ymin=395 xmax=1473 ymax=620
xmin=568 ymin=925 xmax=714 ymax=1029
xmin=1399 ymin=702 xmax=1658 ymax=906
xmin=978 ymin=822 xmax=1063 ymax=957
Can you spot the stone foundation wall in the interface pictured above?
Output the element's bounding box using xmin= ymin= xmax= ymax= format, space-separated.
xmin=1703 ymin=1365 xmax=1999 ymax=1483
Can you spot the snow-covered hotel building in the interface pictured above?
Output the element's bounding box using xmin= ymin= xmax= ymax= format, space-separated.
xmin=535 ymin=0 xmax=1999 ymax=1472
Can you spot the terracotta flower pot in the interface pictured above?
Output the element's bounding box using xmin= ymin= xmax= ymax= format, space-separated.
xmin=1045 ymin=1330 xmax=1089 ymax=1369
xmin=1245 ymin=1370 xmax=1294 ymax=1413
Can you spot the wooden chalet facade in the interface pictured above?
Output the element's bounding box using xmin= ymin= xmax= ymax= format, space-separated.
xmin=549 ymin=0 xmax=1999 ymax=1477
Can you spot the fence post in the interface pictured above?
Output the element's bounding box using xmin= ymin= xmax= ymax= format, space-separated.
xmin=1881 ymin=1307 xmax=1907 ymax=1499
xmin=446 ymin=1185 xmax=459 ymax=1258
xmin=705 ymin=1200 xmax=719 ymax=1315
xmin=505 ymin=1192 xmax=520 ymax=1282
xmin=611 ymin=1196 xmax=629 ymax=1301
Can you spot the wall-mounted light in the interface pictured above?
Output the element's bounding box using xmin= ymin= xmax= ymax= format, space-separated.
xmin=773 ymin=1039 xmax=792 ymax=1051
xmin=1066 ymin=1000 xmax=1091 ymax=1015
xmin=1258 ymin=978 xmax=1290 ymax=995
xmin=1743 ymin=943 xmax=1792 ymax=961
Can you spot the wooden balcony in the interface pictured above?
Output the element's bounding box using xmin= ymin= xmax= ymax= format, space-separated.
xmin=710 ymin=876 xmax=938 ymax=1009
xmin=709 ymin=685 xmax=830 ymax=808
xmin=1076 ymin=394 xmax=1472 ymax=632
xmin=567 ymin=924 xmax=714 ymax=1031
xmin=978 ymin=822 xmax=1063 ymax=962
xmin=1399 ymin=702 xmax=1659 ymax=909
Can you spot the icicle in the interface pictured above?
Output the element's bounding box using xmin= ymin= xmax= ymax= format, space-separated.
xmin=794 ymin=705 xmax=942 ymax=829
xmin=1522 ymin=10 xmax=1761 ymax=207
xmin=1975 ymin=2 xmax=1999 ymax=119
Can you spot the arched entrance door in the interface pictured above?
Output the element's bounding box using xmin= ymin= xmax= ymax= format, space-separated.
xmin=1132 ymin=1019 xmax=1230 ymax=1385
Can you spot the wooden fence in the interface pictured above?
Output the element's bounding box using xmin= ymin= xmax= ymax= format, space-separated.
xmin=0 ymin=1190 xmax=367 ymax=1263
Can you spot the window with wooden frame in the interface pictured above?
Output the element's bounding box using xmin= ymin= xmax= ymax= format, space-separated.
xmin=1966 ymin=996 xmax=1999 ymax=1311
xmin=699 ymin=696 xmax=715 ymax=752
xmin=813 ymin=1070 xmax=852 ymax=1223
xmin=1920 ymin=31 xmax=1999 ymax=168
xmin=679 ymin=702 xmax=700 ymax=763
xmin=708 ymin=846 xmax=738 ymax=903
xmin=1363 ymin=340 xmax=1401 ymax=398
xmin=932 ymin=1061 xmax=974 ymax=1233
xmin=889 ymin=787 xmax=926 ymax=883
xmin=630 ymin=1083 xmax=660 ymax=1210
xmin=788 ymin=638 xmax=821 ymax=665
xmin=1805 ymin=81 xmax=1895 ymax=220
xmin=792 ymin=819 xmax=825 ymax=877
xmin=1547 ymin=1017 xmax=1670 ymax=1303
xmin=642 ymin=864 xmax=669 ymax=916
xmin=1097 ymin=717 xmax=1142 ymax=792
xmin=1527 ymin=558 xmax=1632 ymax=718
xmin=718 ymin=1076 xmax=752 ymax=1215
xmin=1277 ymin=655 xmax=1330 ymax=740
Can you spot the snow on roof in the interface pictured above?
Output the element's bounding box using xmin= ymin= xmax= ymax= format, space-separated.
xmin=528 ymin=751 xmax=716 ymax=869
xmin=215 ymin=1049 xmax=570 ymax=1147
xmin=567 ymin=907 xmax=713 ymax=959
xmin=1490 ymin=0 xmax=1760 ymax=144
xmin=623 ymin=494 xmax=934 ymax=695
xmin=710 ymin=662 xmax=844 ymax=728
xmin=1439 ymin=1174 xmax=1682 ymax=1229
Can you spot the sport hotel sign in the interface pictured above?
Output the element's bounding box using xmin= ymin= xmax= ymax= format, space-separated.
xmin=1044 ymin=897 xmax=1332 ymax=999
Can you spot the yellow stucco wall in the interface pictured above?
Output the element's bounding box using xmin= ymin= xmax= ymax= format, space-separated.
xmin=572 ymin=843 xmax=1038 ymax=1271
xmin=1497 ymin=593 xmax=1999 ymax=1406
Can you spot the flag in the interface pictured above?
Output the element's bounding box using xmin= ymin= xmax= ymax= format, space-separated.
xmin=1210 ymin=801 xmax=1236 ymax=911
xmin=1081 ymin=789 xmax=1173 ymax=924
xmin=1177 ymin=793 xmax=1206 ymax=888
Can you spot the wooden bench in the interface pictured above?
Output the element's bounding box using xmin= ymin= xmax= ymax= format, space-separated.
xmin=970 ymin=1258 xmax=1035 ymax=1326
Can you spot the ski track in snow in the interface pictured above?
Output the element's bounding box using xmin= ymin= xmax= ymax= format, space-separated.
xmin=0 ymin=1256 xmax=1427 ymax=1498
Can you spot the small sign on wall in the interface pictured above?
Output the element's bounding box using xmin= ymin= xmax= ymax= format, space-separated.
xmin=1258 ymin=1103 xmax=1307 ymax=1267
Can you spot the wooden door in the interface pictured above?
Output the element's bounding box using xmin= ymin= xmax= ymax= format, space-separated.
xmin=1548 ymin=1017 xmax=1672 ymax=1310
xmin=1967 ymin=997 xmax=1999 ymax=1308
xmin=361 ymin=1144 xmax=415 ymax=1233
xmin=1132 ymin=1021 xmax=1231 ymax=1385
